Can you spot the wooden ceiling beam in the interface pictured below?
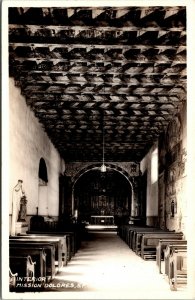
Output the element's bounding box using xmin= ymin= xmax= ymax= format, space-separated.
xmin=9 ymin=42 xmax=186 ymax=52
xmin=8 ymin=5 xmax=186 ymax=163
xmin=33 ymin=111 xmax=172 ymax=123
xmin=11 ymin=7 xmax=185 ymax=25
xmin=15 ymin=72 xmax=187 ymax=86
xmin=21 ymin=82 xmax=185 ymax=94
xmin=18 ymin=76 xmax=186 ymax=86
xmin=43 ymin=6 xmax=182 ymax=10
xmin=11 ymin=65 xmax=186 ymax=77
xmin=26 ymin=94 xmax=182 ymax=104
xmin=17 ymin=70 xmax=187 ymax=79
xmin=9 ymin=24 xmax=186 ymax=33
xmin=37 ymin=127 xmax=171 ymax=135
xmin=33 ymin=105 xmax=176 ymax=114
xmin=10 ymin=57 xmax=186 ymax=66
xmin=14 ymin=6 xmax=183 ymax=13
xmin=19 ymin=78 xmax=185 ymax=88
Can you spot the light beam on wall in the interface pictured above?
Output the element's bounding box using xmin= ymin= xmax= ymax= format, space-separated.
xmin=151 ymin=147 xmax=158 ymax=184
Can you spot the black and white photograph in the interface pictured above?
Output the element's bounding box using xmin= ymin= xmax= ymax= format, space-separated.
xmin=1 ymin=0 xmax=195 ymax=299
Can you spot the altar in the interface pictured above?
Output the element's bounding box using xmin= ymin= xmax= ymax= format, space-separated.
xmin=86 ymin=215 xmax=117 ymax=231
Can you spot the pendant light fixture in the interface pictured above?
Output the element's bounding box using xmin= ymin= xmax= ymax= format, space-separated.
xmin=100 ymin=117 xmax=106 ymax=172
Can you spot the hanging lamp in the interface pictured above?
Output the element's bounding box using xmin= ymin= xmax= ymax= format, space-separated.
xmin=100 ymin=118 xmax=106 ymax=172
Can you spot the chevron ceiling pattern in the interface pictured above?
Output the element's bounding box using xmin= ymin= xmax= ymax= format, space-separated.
xmin=9 ymin=6 xmax=186 ymax=162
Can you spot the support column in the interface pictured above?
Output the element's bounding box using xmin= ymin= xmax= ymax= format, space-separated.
xmin=146 ymin=146 xmax=158 ymax=227
xmin=71 ymin=189 xmax=75 ymax=216
xmin=129 ymin=178 xmax=144 ymax=225
xmin=130 ymin=185 xmax=139 ymax=217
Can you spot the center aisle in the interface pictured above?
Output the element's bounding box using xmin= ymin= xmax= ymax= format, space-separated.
xmin=42 ymin=231 xmax=189 ymax=299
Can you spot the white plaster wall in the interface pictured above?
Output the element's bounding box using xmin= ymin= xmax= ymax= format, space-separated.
xmin=9 ymin=78 xmax=65 ymax=222
xmin=140 ymin=142 xmax=158 ymax=220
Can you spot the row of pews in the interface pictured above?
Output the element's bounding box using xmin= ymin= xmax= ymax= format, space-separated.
xmin=9 ymin=226 xmax=82 ymax=292
xmin=118 ymin=224 xmax=187 ymax=291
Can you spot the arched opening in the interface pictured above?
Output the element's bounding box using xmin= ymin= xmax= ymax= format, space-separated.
xmin=38 ymin=158 xmax=48 ymax=216
xmin=38 ymin=158 xmax=48 ymax=183
xmin=74 ymin=168 xmax=132 ymax=226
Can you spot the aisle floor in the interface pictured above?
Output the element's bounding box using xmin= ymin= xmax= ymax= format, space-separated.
xmin=31 ymin=232 xmax=189 ymax=299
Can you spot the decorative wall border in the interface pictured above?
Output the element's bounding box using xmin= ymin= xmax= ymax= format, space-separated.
xmin=64 ymin=161 xmax=140 ymax=179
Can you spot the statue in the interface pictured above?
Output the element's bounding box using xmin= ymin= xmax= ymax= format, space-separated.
xmin=18 ymin=192 xmax=27 ymax=222
xmin=11 ymin=180 xmax=25 ymax=236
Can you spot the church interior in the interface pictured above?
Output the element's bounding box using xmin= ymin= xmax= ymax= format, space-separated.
xmin=3 ymin=3 xmax=195 ymax=299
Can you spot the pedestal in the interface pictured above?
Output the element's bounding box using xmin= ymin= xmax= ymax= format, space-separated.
xmin=15 ymin=222 xmax=28 ymax=235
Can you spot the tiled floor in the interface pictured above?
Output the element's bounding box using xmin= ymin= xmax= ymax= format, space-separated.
xmin=10 ymin=232 xmax=189 ymax=299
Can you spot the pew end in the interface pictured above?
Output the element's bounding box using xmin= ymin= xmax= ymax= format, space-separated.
xmin=9 ymin=268 xmax=18 ymax=290
xmin=169 ymin=247 xmax=187 ymax=291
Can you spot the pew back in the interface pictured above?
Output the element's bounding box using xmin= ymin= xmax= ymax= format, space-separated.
xmin=156 ymin=239 xmax=186 ymax=273
xmin=28 ymin=230 xmax=75 ymax=258
xmin=10 ymin=237 xmax=63 ymax=270
xmin=17 ymin=234 xmax=68 ymax=266
xmin=141 ymin=232 xmax=183 ymax=260
xmin=9 ymin=245 xmax=47 ymax=281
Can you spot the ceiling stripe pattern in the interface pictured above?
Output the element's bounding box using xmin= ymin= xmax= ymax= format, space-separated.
xmin=9 ymin=6 xmax=186 ymax=162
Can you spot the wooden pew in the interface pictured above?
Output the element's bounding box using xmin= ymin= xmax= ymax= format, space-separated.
xmin=132 ymin=228 xmax=166 ymax=254
xmin=60 ymin=231 xmax=76 ymax=257
xmin=168 ymin=246 xmax=187 ymax=291
xmin=128 ymin=226 xmax=152 ymax=249
xmin=9 ymin=268 xmax=18 ymax=290
xmin=9 ymin=246 xmax=47 ymax=284
xmin=122 ymin=225 xmax=147 ymax=248
xmin=118 ymin=225 xmax=131 ymax=242
xmin=156 ymin=239 xmax=186 ymax=274
xmin=62 ymin=233 xmax=71 ymax=261
xmin=10 ymin=237 xmax=63 ymax=271
xmin=164 ymin=243 xmax=187 ymax=280
xmin=126 ymin=226 xmax=135 ymax=247
xmin=27 ymin=230 xmax=75 ymax=261
xmin=28 ymin=220 xmax=81 ymax=254
xmin=58 ymin=223 xmax=84 ymax=252
xmin=10 ymin=255 xmax=36 ymax=280
xmin=129 ymin=227 xmax=157 ymax=253
xmin=10 ymin=240 xmax=56 ymax=281
xmin=140 ymin=232 xmax=183 ymax=260
xmin=18 ymin=234 xmax=68 ymax=266
xmin=118 ymin=225 xmax=154 ymax=249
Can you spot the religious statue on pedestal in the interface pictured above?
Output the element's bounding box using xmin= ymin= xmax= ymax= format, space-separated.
xmin=11 ymin=179 xmax=27 ymax=235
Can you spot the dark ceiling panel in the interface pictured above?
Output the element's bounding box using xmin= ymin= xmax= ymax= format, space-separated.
xmin=8 ymin=6 xmax=186 ymax=162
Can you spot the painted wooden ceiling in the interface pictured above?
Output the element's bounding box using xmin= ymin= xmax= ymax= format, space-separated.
xmin=9 ymin=6 xmax=186 ymax=162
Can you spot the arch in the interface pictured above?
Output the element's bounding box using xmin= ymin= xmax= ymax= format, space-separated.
xmin=38 ymin=158 xmax=48 ymax=183
xmin=38 ymin=158 xmax=48 ymax=216
xmin=73 ymin=167 xmax=133 ymax=224
xmin=72 ymin=162 xmax=134 ymax=189
xmin=70 ymin=163 xmax=141 ymax=223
